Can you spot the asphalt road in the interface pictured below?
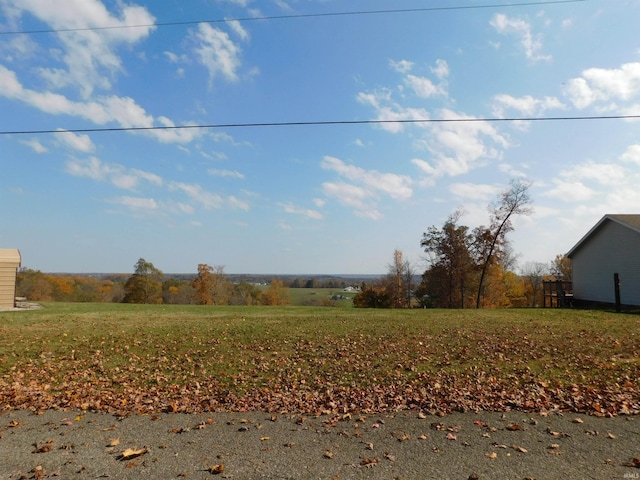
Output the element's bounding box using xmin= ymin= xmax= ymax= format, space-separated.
xmin=0 ymin=409 xmax=638 ymax=479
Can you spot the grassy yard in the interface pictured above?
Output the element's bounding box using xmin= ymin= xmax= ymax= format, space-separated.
xmin=0 ymin=303 xmax=638 ymax=415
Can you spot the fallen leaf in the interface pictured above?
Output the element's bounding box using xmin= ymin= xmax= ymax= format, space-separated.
xmin=359 ymin=457 xmax=379 ymax=467
xmin=572 ymin=418 xmax=584 ymax=424
xmin=108 ymin=438 xmax=120 ymax=447
xmin=208 ymin=464 xmax=224 ymax=474
xmin=486 ymin=452 xmax=498 ymax=459
xmin=324 ymin=450 xmax=335 ymax=459
xmin=446 ymin=432 xmax=457 ymax=441
xmin=506 ymin=423 xmax=523 ymax=431
xmin=260 ymin=436 xmax=270 ymax=441
xmin=418 ymin=411 xmax=427 ymax=419
xmin=606 ymin=432 xmax=616 ymax=439
xmin=118 ymin=447 xmax=148 ymax=460
xmin=512 ymin=445 xmax=528 ymax=453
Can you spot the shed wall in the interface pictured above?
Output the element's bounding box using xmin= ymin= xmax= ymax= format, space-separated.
xmin=572 ymin=220 xmax=640 ymax=306
xmin=0 ymin=266 xmax=18 ymax=308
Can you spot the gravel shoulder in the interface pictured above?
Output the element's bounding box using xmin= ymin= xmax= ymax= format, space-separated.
xmin=1 ymin=409 xmax=639 ymax=479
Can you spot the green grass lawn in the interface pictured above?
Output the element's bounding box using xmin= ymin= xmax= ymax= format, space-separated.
xmin=0 ymin=303 xmax=638 ymax=415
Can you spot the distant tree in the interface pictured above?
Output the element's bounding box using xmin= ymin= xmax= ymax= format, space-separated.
xmin=262 ymin=279 xmax=290 ymax=306
xmin=191 ymin=264 xmax=230 ymax=305
xmin=475 ymin=179 xmax=532 ymax=308
xmin=230 ymin=282 xmax=263 ymax=306
xmin=550 ymin=254 xmax=572 ymax=282
xmin=386 ymin=249 xmax=408 ymax=308
xmin=353 ymin=282 xmax=392 ymax=308
xmin=420 ymin=211 xmax=477 ymax=308
xmin=15 ymin=268 xmax=52 ymax=301
xmin=123 ymin=258 xmax=163 ymax=304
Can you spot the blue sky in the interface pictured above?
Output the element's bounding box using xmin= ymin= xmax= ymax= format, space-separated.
xmin=1 ymin=0 xmax=640 ymax=275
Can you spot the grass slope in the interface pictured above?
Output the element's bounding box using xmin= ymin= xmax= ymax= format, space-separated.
xmin=0 ymin=303 xmax=638 ymax=415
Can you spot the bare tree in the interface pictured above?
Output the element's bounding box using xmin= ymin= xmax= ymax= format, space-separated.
xmin=521 ymin=261 xmax=547 ymax=307
xmin=476 ymin=179 xmax=533 ymax=308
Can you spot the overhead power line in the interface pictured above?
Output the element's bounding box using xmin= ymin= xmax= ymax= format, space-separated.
xmin=1 ymin=114 xmax=638 ymax=136
xmin=0 ymin=0 xmax=587 ymax=36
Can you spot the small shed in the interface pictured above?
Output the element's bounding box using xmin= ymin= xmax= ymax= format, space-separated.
xmin=566 ymin=214 xmax=640 ymax=308
xmin=0 ymin=249 xmax=21 ymax=308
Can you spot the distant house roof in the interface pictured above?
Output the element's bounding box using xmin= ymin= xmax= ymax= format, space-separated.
xmin=0 ymin=249 xmax=21 ymax=266
xmin=566 ymin=214 xmax=640 ymax=258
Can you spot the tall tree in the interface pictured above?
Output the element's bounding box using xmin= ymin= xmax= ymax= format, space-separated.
xmin=420 ymin=211 xmax=476 ymax=308
xmin=262 ymin=279 xmax=290 ymax=306
xmin=191 ymin=264 xmax=230 ymax=305
xmin=123 ymin=258 xmax=163 ymax=304
xmin=386 ymin=249 xmax=408 ymax=308
xmin=475 ymin=179 xmax=532 ymax=308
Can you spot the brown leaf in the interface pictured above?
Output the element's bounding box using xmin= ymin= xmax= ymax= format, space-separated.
xmin=485 ymin=452 xmax=498 ymax=459
xmin=324 ymin=450 xmax=335 ymax=459
xmin=108 ymin=438 xmax=120 ymax=447
xmin=118 ymin=446 xmax=148 ymax=460
xmin=359 ymin=457 xmax=379 ymax=467
xmin=208 ymin=464 xmax=224 ymax=474
xmin=512 ymin=445 xmax=528 ymax=453
xmin=506 ymin=423 xmax=523 ymax=431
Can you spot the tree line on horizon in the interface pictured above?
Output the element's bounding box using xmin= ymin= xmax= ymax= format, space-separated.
xmin=14 ymin=262 xmax=316 ymax=306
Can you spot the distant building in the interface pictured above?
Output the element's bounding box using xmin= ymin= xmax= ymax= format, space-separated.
xmin=0 ymin=249 xmax=21 ymax=309
xmin=566 ymin=214 xmax=640 ymax=308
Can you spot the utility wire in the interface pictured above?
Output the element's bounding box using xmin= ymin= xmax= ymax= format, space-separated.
xmin=0 ymin=0 xmax=587 ymax=36
xmin=1 ymin=114 xmax=638 ymax=136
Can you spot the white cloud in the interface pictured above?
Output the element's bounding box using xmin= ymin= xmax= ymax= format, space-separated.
xmin=0 ymin=65 xmax=202 ymax=144
xmin=546 ymin=180 xmax=596 ymax=201
xmin=109 ymin=196 xmax=158 ymax=212
xmin=321 ymin=156 xmax=413 ymax=200
xmin=405 ymin=74 xmax=446 ymax=98
xmin=169 ymin=181 xmax=224 ymax=209
xmin=20 ymin=138 xmax=47 ymax=153
xmin=55 ymin=130 xmax=95 ymax=153
xmin=228 ymin=195 xmax=250 ymax=211
xmin=226 ymin=19 xmax=250 ymax=41
xmin=564 ymin=63 xmax=640 ymax=110
xmin=66 ymin=157 xmax=162 ymax=190
xmin=449 ymin=183 xmax=501 ymax=201
xmin=559 ymin=161 xmax=626 ymax=187
xmin=492 ymin=93 xmax=565 ymax=117
xmin=1 ymin=0 xmax=156 ymax=97
xmin=418 ymin=109 xmax=509 ymax=179
xmin=621 ymin=144 xmax=640 ymax=164
xmin=490 ymin=13 xmax=550 ymax=61
xmin=208 ymin=169 xmax=245 ymax=179
xmin=192 ymin=23 xmax=243 ymax=85
xmin=356 ymin=89 xmax=430 ymax=133
xmin=389 ymin=59 xmax=414 ymax=74
xmin=280 ymin=202 xmax=323 ymax=220
xmin=431 ymin=59 xmax=449 ymax=79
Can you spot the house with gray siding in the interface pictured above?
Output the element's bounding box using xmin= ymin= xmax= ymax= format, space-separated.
xmin=566 ymin=214 xmax=640 ymax=308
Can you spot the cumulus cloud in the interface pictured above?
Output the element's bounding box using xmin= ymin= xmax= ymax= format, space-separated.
xmin=1 ymin=0 xmax=156 ymax=97
xmin=356 ymin=89 xmax=430 ymax=133
xmin=490 ymin=13 xmax=550 ymax=61
xmin=192 ymin=23 xmax=243 ymax=85
xmin=20 ymin=138 xmax=47 ymax=153
xmin=280 ymin=202 xmax=323 ymax=220
xmin=621 ymin=144 xmax=640 ymax=164
xmin=389 ymin=59 xmax=414 ymax=74
xmin=492 ymin=93 xmax=566 ymax=117
xmin=0 ymin=65 xmax=202 ymax=144
xmin=564 ymin=62 xmax=640 ymax=110
xmin=546 ymin=180 xmax=596 ymax=201
xmin=416 ymin=109 xmax=509 ymax=180
xmin=320 ymin=156 xmax=412 ymax=219
xmin=66 ymin=157 xmax=162 ymax=190
xmin=55 ymin=130 xmax=95 ymax=153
